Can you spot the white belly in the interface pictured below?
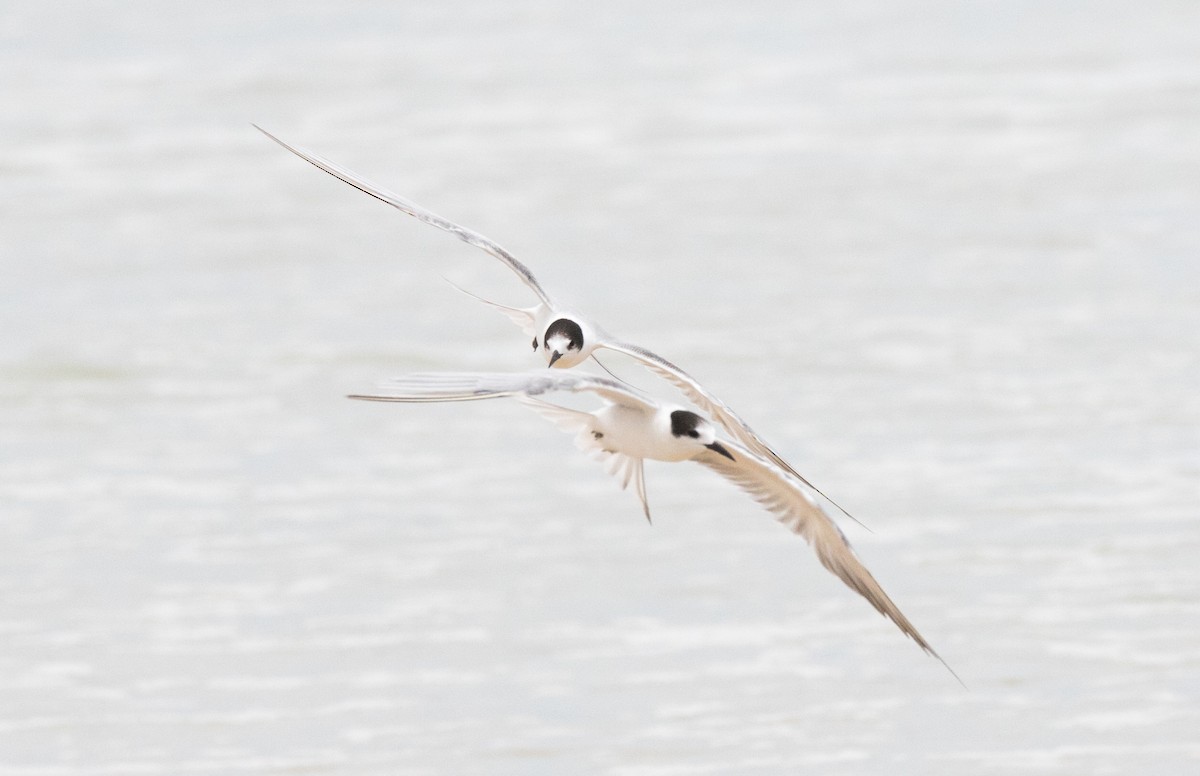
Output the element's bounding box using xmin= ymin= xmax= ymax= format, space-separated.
xmin=593 ymin=405 xmax=696 ymax=462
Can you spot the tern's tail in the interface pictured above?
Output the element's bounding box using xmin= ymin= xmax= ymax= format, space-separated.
xmin=440 ymin=276 xmax=538 ymax=335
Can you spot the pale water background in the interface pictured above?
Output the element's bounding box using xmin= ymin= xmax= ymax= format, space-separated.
xmin=1 ymin=1 xmax=1198 ymax=773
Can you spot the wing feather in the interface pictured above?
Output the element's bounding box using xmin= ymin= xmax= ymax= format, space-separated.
xmin=695 ymin=441 xmax=953 ymax=673
xmin=255 ymin=125 xmax=554 ymax=306
xmin=351 ymin=372 xmax=656 ymax=521
xmin=602 ymin=339 xmax=862 ymax=527
xmin=349 ymin=371 xmax=653 ymax=410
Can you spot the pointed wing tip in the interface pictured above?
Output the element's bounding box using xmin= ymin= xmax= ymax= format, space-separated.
xmin=923 ymin=647 xmax=967 ymax=689
xmin=907 ymin=635 xmax=966 ymax=689
xmin=937 ymin=656 xmax=968 ymax=689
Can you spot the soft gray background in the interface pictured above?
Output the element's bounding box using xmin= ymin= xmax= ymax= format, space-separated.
xmin=2 ymin=1 xmax=1197 ymax=774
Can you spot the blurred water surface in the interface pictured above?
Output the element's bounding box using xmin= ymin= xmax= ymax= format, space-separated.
xmin=1 ymin=1 xmax=1198 ymax=774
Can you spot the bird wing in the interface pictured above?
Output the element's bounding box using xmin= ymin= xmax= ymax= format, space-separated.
xmin=694 ymin=441 xmax=947 ymax=665
xmin=255 ymin=125 xmax=554 ymax=307
xmin=349 ymin=371 xmax=658 ymax=521
xmin=349 ymin=371 xmax=657 ymax=413
xmin=600 ymin=338 xmax=861 ymax=528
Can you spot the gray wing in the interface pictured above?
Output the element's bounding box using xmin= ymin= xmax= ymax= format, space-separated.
xmin=254 ymin=125 xmax=554 ymax=307
xmin=349 ymin=370 xmax=656 ymax=411
xmin=695 ymin=441 xmax=958 ymax=679
xmin=600 ymin=338 xmax=861 ymax=527
xmin=351 ymin=371 xmax=657 ymax=522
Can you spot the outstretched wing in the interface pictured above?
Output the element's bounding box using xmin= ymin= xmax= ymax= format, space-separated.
xmin=255 ymin=125 xmax=554 ymax=307
xmin=349 ymin=372 xmax=657 ymax=521
xmin=600 ymin=338 xmax=862 ymax=528
xmin=349 ymin=371 xmax=656 ymax=412
xmin=694 ymin=441 xmax=959 ymax=681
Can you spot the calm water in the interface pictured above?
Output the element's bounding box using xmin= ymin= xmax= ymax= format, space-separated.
xmin=2 ymin=1 xmax=1198 ymax=773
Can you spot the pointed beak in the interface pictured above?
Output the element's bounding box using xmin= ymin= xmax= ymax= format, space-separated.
xmin=547 ymin=351 xmax=564 ymax=368
xmin=705 ymin=441 xmax=735 ymax=461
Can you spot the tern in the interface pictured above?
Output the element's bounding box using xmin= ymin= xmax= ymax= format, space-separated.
xmin=350 ymin=370 xmax=959 ymax=680
xmin=255 ymin=125 xmax=863 ymax=529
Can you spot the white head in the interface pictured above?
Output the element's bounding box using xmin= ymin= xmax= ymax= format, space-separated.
xmin=669 ymin=409 xmax=734 ymax=460
xmin=541 ymin=317 xmax=590 ymax=369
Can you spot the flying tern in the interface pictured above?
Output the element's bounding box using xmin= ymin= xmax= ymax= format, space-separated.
xmin=254 ymin=125 xmax=863 ymax=528
xmin=349 ymin=370 xmax=958 ymax=680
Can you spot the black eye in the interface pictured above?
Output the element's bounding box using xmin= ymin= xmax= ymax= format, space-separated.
xmin=688 ymin=430 xmax=700 ymax=438
xmin=531 ymin=336 xmax=538 ymax=351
